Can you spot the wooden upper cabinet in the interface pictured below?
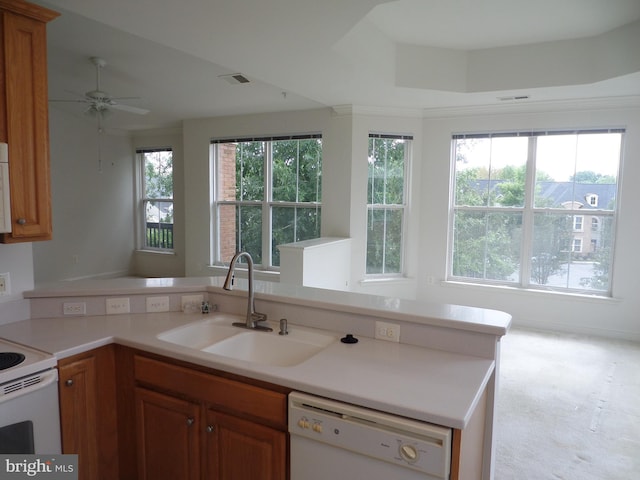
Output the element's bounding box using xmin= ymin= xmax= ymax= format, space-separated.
xmin=0 ymin=0 xmax=58 ymax=242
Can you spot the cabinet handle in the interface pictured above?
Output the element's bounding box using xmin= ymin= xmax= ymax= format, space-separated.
xmin=65 ymin=379 xmax=74 ymax=387
xmin=206 ymin=425 xmax=214 ymax=433
xmin=17 ymin=218 xmax=27 ymax=225
xmin=186 ymin=417 xmax=195 ymax=426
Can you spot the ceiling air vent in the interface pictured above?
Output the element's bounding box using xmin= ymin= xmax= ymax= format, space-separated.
xmin=497 ymin=95 xmax=530 ymax=101
xmin=218 ymin=73 xmax=250 ymax=85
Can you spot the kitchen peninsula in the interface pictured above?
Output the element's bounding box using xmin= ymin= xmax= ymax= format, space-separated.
xmin=0 ymin=277 xmax=511 ymax=480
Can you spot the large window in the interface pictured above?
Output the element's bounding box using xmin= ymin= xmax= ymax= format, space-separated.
xmin=450 ymin=129 xmax=623 ymax=295
xmin=366 ymin=134 xmax=411 ymax=275
xmin=212 ymin=135 xmax=322 ymax=268
xmin=138 ymin=148 xmax=173 ymax=250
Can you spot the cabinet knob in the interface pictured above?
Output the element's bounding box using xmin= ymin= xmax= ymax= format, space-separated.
xmin=206 ymin=425 xmax=214 ymax=433
xmin=186 ymin=417 xmax=195 ymax=426
xmin=17 ymin=218 xmax=27 ymax=225
xmin=65 ymin=379 xmax=74 ymax=387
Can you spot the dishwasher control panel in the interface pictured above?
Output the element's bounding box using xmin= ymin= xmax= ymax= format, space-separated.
xmin=289 ymin=392 xmax=452 ymax=479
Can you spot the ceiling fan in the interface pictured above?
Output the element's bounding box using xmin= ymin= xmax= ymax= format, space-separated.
xmin=50 ymin=56 xmax=150 ymax=127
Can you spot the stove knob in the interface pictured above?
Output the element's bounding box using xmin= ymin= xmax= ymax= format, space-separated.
xmin=297 ymin=418 xmax=309 ymax=429
xmin=312 ymin=422 xmax=323 ymax=433
xmin=399 ymin=444 xmax=418 ymax=463
xmin=65 ymin=379 xmax=74 ymax=387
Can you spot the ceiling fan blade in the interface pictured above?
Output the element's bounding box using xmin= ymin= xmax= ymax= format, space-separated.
xmin=109 ymin=103 xmax=150 ymax=115
xmin=49 ymin=99 xmax=90 ymax=105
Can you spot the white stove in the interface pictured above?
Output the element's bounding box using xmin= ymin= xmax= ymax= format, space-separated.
xmin=0 ymin=337 xmax=61 ymax=454
xmin=0 ymin=338 xmax=57 ymax=384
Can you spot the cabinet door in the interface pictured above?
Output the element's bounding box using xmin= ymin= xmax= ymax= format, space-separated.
xmin=58 ymin=346 xmax=119 ymax=480
xmin=0 ymin=6 xmax=55 ymax=241
xmin=59 ymin=355 xmax=99 ymax=480
xmin=205 ymin=409 xmax=286 ymax=480
xmin=135 ymin=387 xmax=201 ymax=480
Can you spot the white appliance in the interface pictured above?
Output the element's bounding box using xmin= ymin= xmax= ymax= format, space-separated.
xmin=289 ymin=392 xmax=452 ymax=480
xmin=0 ymin=142 xmax=11 ymax=233
xmin=0 ymin=338 xmax=61 ymax=454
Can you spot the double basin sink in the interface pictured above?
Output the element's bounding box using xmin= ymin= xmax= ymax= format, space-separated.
xmin=157 ymin=313 xmax=338 ymax=367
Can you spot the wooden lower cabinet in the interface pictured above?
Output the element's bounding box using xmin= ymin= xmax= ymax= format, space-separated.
xmin=58 ymin=345 xmax=119 ymax=480
xmin=206 ymin=410 xmax=286 ymax=480
xmin=131 ymin=352 xmax=288 ymax=480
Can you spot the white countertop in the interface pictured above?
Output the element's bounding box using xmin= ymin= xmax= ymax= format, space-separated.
xmin=0 ymin=311 xmax=494 ymax=430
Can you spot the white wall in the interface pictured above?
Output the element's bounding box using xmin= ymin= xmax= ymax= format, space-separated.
xmin=33 ymin=108 xmax=136 ymax=283
xmin=0 ymin=243 xmax=33 ymax=324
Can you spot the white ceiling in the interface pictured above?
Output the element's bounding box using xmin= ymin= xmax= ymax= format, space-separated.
xmin=35 ymin=0 xmax=640 ymax=132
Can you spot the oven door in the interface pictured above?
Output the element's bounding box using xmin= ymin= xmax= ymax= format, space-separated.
xmin=0 ymin=369 xmax=61 ymax=454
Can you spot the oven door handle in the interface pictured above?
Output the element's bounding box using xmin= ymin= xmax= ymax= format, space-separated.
xmin=0 ymin=369 xmax=58 ymax=404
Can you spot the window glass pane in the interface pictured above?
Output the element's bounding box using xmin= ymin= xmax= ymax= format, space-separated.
xmin=454 ymin=137 xmax=527 ymax=207
xmin=272 ymin=139 xmax=322 ymax=203
xmin=298 ymin=139 xmax=322 ymax=203
xmin=535 ymin=133 xmax=620 ymax=210
xmin=217 ymin=144 xmax=238 ymax=201
xmin=272 ymin=206 xmax=322 ymax=266
xmin=366 ymin=208 xmax=403 ymax=274
xmin=531 ymin=212 xmax=613 ymax=292
xmin=144 ymin=151 xmax=173 ymax=199
xmin=144 ymin=200 xmax=174 ymax=249
xmin=452 ymin=211 xmax=521 ymax=281
xmin=236 ymin=142 xmax=264 ymax=201
xmin=218 ymin=204 xmax=237 ymax=263
xmin=237 ymin=205 xmax=262 ymax=264
xmin=368 ymin=138 xmax=405 ymax=205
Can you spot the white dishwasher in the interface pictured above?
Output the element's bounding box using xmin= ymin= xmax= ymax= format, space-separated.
xmin=289 ymin=392 xmax=452 ymax=480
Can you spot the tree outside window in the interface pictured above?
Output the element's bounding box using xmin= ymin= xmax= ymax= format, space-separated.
xmin=213 ymin=136 xmax=322 ymax=268
xmin=451 ymin=130 xmax=622 ymax=295
xmin=139 ymin=148 xmax=173 ymax=250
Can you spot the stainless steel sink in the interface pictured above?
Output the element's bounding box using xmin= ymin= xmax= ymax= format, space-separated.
xmin=157 ymin=313 xmax=337 ymax=366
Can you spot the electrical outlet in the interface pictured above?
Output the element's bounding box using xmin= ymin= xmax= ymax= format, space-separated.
xmin=375 ymin=321 xmax=400 ymax=343
xmin=63 ymin=302 xmax=86 ymax=315
xmin=0 ymin=273 xmax=9 ymax=295
xmin=146 ymin=296 xmax=170 ymax=313
xmin=106 ymin=297 xmax=130 ymax=315
xmin=181 ymin=294 xmax=204 ymax=313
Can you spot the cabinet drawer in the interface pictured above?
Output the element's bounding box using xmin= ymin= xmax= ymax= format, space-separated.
xmin=134 ymin=355 xmax=287 ymax=427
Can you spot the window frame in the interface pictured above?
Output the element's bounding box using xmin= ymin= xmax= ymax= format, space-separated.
xmin=137 ymin=147 xmax=174 ymax=252
xmin=448 ymin=129 xmax=623 ymax=296
xmin=211 ymin=134 xmax=322 ymax=269
xmin=365 ymin=133 xmax=412 ymax=278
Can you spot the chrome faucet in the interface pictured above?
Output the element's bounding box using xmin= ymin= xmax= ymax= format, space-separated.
xmin=223 ymin=251 xmax=272 ymax=332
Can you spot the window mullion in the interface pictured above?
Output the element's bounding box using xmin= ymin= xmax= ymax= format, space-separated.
xmin=263 ymin=142 xmax=273 ymax=267
xmin=519 ymin=136 xmax=537 ymax=288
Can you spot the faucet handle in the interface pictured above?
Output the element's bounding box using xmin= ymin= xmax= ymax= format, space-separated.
xmin=279 ymin=318 xmax=288 ymax=335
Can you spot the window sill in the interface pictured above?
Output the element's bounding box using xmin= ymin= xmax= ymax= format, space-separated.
xmin=441 ymin=280 xmax=621 ymax=303
xmin=135 ymin=249 xmax=176 ymax=256
xmin=359 ymin=276 xmax=413 ymax=286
